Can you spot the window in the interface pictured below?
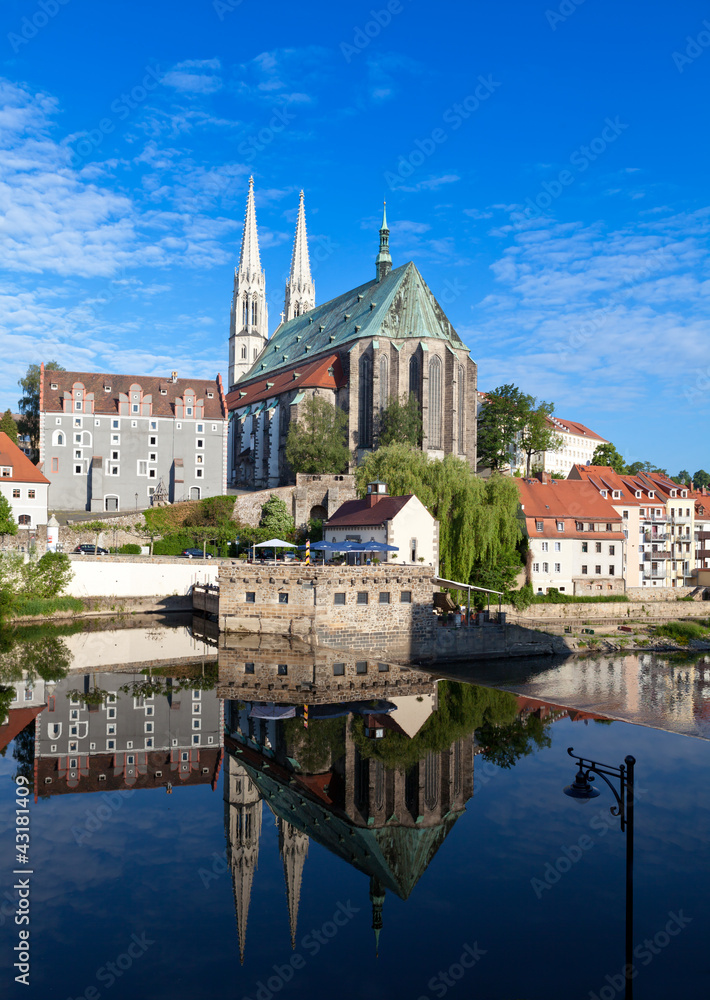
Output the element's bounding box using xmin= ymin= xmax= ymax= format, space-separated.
xmin=138 ymin=461 xmax=148 ymax=476
xmin=357 ymin=591 xmax=369 ymax=604
xmin=52 ymin=458 xmax=58 ymax=473
xmin=149 ymin=436 xmax=157 ymax=446
xmin=212 ymin=424 xmax=217 ymax=432
xmin=606 ymin=523 xmax=612 ymax=531
xmin=145 ymin=722 xmax=154 ymax=733
xmin=334 ymin=593 xmax=346 ymax=605
xmin=536 ymin=521 xmax=543 ymax=532
xmin=541 ymin=541 xmax=548 ymax=552
xmin=111 ymin=451 xmax=119 ymax=461
xmin=542 ymin=562 xmax=549 ymax=573
xmin=196 ymin=469 xmax=203 ymax=478
xmin=244 ymin=662 xmax=254 ymax=674
xmin=596 ymin=542 xmax=602 ymax=553
xmin=609 ymin=565 xmax=615 ymax=575
xmin=12 ymin=488 xmax=20 ymax=498
xmin=107 ymin=707 xmax=116 ymax=719
xmin=556 ymin=521 xmax=564 ymax=531
xmin=356 ymin=661 xmax=368 ymax=674
xmin=196 ymin=439 xmax=204 ymax=449
xmin=197 ymin=423 xmax=204 ymax=433
xmin=106 ymin=724 xmax=116 ymax=736
xmin=595 ymin=565 xmax=602 ymax=574
xmin=623 ymin=510 xmax=628 ymax=519
xmin=74 ymin=464 xmax=83 ymax=475
xmin=196 ymin=454 xmax=203 ymax=464
xmin=358 ymin=355 xmax=373 ymax=448
xmin=533 ymin=562 xmax=540 ymax=573
xmin=379 ymin=592 xmax=390 ymax=604
xmin=277 ymin=664 xmax=288 ymax=676
xmin=245 ymin=592 xmax=255 ymax=603
xmin=554 ymin=563 xmax=561 ymax=573
xmin=582 ymin=542 xmax=588 ymax=552
xmin=132 ymin=403 xmax=139 ymax=413
xmin=112 ymin=419 xmax=120 ymax=429
xmin=428 ymin=355 xmax=442 ymax=449
xmin=609 ymin=545 xmax=615 ymax=555
xmin=554 ymin=542 xmax=561 ymax=551
xmin=150 ymin=421 xmax=157 ymax=431
xmin=378 ymin=662 xmax=390 ymax=672
xmin=111 ymin=434 xmax=120 ymax=445
xmin=278 ymin=592 xmax=289 ymax=604
xmin=192 ymin=718 xmax=201 ymax=730
xmin=333 ymin=662 xmax=345 ymax=676
xmin=400 ymin=591 xmax=412 ymax=603
xmin=146 ymin=737 xmax=155 ymax=748
xmin=107 ymin=739 xmax=116 ymax=751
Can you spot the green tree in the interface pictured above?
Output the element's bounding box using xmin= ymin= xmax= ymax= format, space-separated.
xmin=591 ymin=442 xmax=627 ymax=474
xmin=693 ymin=469 xmax=710 ymax=489
xmin=29 ymin=553 xmax=72 ymax=599
xmin=285 ymin=395 xmax=350 ymax=474
xmin=259 ymin=495 xmax=295 ymax=539
xmin=378 ymin=392 xmax=422 ymax=447
xmin=0 ymin=494 xmax=18 ymax=540
xmin=17 ymin=361 xmax=64 ymax=462
xmin=0 ymin=410 xmax=18 ymax=445
xmin=477 ymin=384 xmax=529 ymax=472
xmin=519 ymin=399 xmax=562 ymax=477
xmin=676 ymin=470 xmax=691 ymax=485
xmin=355 ymin=443 xmax=521 ymax=589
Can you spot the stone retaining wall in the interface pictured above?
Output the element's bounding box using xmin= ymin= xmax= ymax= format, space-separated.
xmin=507 ymin=600 xmax=709 ymax=624
xmin=231 ymin=473 xmax=356 ymax=529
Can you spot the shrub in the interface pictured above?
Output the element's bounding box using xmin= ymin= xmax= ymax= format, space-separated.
xmin=119 ymin=543 xmax=141 ymax=555
xmin=508 ymin=584 xmax=534 ymax=610
xmin=531 ymin=588 xmax=629 ymax=605
xmin=655 ymin=620 xmax=709 ymax=645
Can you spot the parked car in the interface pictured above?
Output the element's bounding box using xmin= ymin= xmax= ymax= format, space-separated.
xmin=182 ymin=548 xmax=213 ymax=559
xmin=73 ymin=544 xmax=109 ymax=555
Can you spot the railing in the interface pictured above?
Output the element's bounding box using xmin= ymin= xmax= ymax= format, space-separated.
xmin=644 ymin=531 xmax=668 ymax=542
xmin=644 ymin=551 xmax=671 ymax=560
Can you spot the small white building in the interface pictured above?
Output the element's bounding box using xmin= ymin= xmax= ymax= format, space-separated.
xmin=0 ymin=431 xmax=50 ymax=530
xmin=324 ymin=481 xmax=439 ymax=571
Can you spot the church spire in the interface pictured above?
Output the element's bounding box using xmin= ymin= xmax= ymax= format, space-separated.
xmin=278 ymin=819 xmax=309 ymax=949
xmin=370 ymin=877 xmax=385 ymax=957
xmin=229 ymin=177 xmax=269 ymax=388
xmin=284 ymin=190 xmax=316 ymax=322
xmin=224 ymin=756 xmax=263 ymax=965
xmin=375 ymin=202 xmax=392 ymax=282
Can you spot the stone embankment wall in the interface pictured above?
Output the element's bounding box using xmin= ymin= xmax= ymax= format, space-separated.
xmin=506 ymin=600 xmax=708 ymax=624
xmin=231 ymin=473 xmax=356 ymax=529
xmin=625 ymin=587 xmax=700 ymax=601
xmin=217 ymin=563 xmax=434 ymax=657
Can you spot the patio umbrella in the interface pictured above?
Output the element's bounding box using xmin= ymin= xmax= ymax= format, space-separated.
xmin=361 ymin=541 xmax=399 ymax=552
xmin=249 ymin=703 xmax=297 ymax=720
xmin=253 ymin=538 xmax=297 ymax=561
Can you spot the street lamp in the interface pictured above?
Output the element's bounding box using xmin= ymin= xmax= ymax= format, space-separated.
xmin=564 ymin=747 xmax=636 ymax=998
xmin=135 ymin=492 xmax=138 ymax=510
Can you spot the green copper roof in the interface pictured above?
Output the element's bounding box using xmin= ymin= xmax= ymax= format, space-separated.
xmin=238 ymin=261 xmax=467 ymax=384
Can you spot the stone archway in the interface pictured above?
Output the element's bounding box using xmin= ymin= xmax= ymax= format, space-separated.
xmin=309 ymin=504 xmax=327 ymax=522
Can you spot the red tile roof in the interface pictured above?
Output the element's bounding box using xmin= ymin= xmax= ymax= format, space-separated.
xmin=325 ymin=494 xmax=413 ymax=528
xmin=516 ymin=478 xmax=622 ymax=521
xmin=0 ymin=432 xmax=49 ymax=484
xmin=0 ymin=705 xmax=45 ymax=754
xmin=41 ymin=369 xmax=226 ymax=419
xmin=226 ymin=354 xmax=345 ymax=410
xmin=547 ymin=417 xmax=607 ymax=442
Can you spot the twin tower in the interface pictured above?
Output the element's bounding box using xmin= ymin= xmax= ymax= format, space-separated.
xmin=228 ymin=178 xmax=315 ymax=388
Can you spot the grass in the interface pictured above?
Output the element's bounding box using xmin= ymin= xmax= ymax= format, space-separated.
xmin=530 ymin=590 xmax=629 ymax=605
xmin=12 ymin=596 xmax=86 ymax=618
xmin=654 ymin=620 xmax=710 ymax=645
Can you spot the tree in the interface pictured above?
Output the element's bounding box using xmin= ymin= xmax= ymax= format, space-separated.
xmin=591 ymin=442 xmax=627 ymax=474
xmin=0 ymin=410 xmax=18 ymax=445
xmin=355 ymin=443 xmax=521 ymax=589
xmin=693 ymin=469 xmax=710 ymax=489
xmin=626 ymin=461 xmax=648 ymax=476
xmin=519 ymin=399 xmax=562 ymax=477
xmin=29 ymin=553 xmax=72 ymax=598
xmin=477 ymin=384 xmax=529 ymax=472
xmin=285 ymin=395 xmax=350 ymax=475
xmin=0 ymin=494 xmax=18 ymax=541
xmin=17 ymin=361 xmax=64 ymax=462
xmin=378 ymin=392 xmax=422 ymax=447
xmin=259 ymin=495 xmax=295 ymax=539
xmin=677 ymin=470 xmax=691 ymax=485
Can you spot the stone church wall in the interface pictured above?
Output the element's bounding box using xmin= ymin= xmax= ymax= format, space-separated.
xmin=231 ymin=473 xmax=356 ymax=530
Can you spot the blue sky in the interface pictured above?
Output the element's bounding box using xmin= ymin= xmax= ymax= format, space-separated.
xmin=1 ymin=0 xmax=709 ymax=471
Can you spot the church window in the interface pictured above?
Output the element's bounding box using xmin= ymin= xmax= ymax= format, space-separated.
xmin=379 ymin=356 xmax=388 ymax=410
xmin=428 ymin=356 xmax=442 ymax=449
xmin=241 ymin=345 xmax=247 ymax=359
xmin=52 ymin=431 xmax=64 ymax=447
xmin=242 ymin=297 xmax=248 ymax=327
xmin=253 ymin=348 xmax=258 ymax=359
xmin=358 ymin=355 xmax=373 ymax=448
xmin=409 ymin=355 xmax=420 ymax=403
xmin=458 ymin=365 xmax=465 ymax=451
xmin=251 ymin=299 xmax=257 ymax=326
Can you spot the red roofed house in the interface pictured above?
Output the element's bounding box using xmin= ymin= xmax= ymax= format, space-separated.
xmin=0 ymin=431 xmax=50 ymax=530
xmin=517 ymin=475 xmax=625 ymax=595
xmin=324 ymin=481 xmax=439 ymax=571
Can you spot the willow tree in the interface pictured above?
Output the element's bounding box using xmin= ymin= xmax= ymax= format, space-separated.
xmin=355 ymin=443 xmax=521 ymax=589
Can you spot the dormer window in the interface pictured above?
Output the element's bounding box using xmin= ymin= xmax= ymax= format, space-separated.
xmin=207 ymin=392 xmax=213 ymax=398
xmin=600 ymin=490 xmax=607 ymax=498
xmin=681 ymin=490 xmax=688 ymax=498
xmin=50 ymin=382 xmax=58 ymax=390
xmin=648 ymin=491 xmax=655 ymax=498
xmin=132 ymin=404 xmax=139 ymax=413
xmin=104 ymin=385 xmax=111 ymax=392
xmin=186 ymin=406 xmax=193 ymax=416
xmin=160 ymin=389 xmax=167 ymax=395
xmin=612 ymin=490 xmax=621 ymax=499
xmin=635 ymin=491 xmax=642 ymax=498
xmin=670 ymin=490 xmax=676 ymax=498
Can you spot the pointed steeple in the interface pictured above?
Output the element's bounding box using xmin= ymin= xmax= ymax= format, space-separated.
xmin=279 ymin=818 xmax=309 ymax=949
xmin=284 ymin=190 xmax=316 ymax=322
xmin=229 ymin=177 xmax=269 ymax=388
xmin=239 ymin=176 xmax=262 ymax=278
xmin=370 ymin=877 xmax=385 ymax=957
xmin=375 ymin=202 xmax=392 ymax=282
xmin=224 ymin=755 xmax=263 ymax=965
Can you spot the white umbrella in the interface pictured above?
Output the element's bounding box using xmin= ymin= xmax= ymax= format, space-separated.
xmin=253 ymin=538 xmax=297 ymax=562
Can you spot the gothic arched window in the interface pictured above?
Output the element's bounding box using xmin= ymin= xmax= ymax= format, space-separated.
xmin=251 ymin=298 xmax=257 ymax=326
xmin=379 ymin=356 xmax=388 ymax=410
xmin=241 ymin=345 xmax=247 ymax=359
xmin=408 ymin=354 xmax=419 ymax=403
xmin=358 ymin=355 xmax=373 ymax=448
xmin=428 ymin=356 xmax=442 ymax=449
xmin=242 ymin=296 xmax=248 ymax=327
xmin=458 ymin=365 xmax=465 ymax=452
xmin=253 ymin=347 xmax=258 ymax=359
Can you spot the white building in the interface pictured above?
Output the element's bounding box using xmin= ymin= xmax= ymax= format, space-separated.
xmin=0 ymin=431 xmax=49 ymax=529
xmin=324 ymin=481 xmax=439 ymax=570
xmin=540 ymin=418 xmax=608 ymax=477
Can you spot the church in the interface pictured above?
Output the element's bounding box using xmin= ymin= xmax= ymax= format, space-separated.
xmin=226 ymin=179 xmax=477 ymax=489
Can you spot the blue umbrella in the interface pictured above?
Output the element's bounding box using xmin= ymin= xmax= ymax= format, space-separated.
xmin=361 ymin=541 xmax=399 ymax=552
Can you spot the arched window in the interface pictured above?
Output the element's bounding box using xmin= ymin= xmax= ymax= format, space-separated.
xmin=379 ymin=356 xmax=388 ymax=410
xmin=253 ymin=347 xmax=258 ymax=359
xmin=241 ymin=345 xmax=247 ymax=359
xmin=251 ymin=299 xmax=257 ymax=326
xmin=458 ymin=365 xmax=465 ymax=452
xmin=428 ymin=356 xmax=442 ymax=449
xmin=52 ymin=430 xmax=65 ymax=447
xmin=18 ymin=514 xmax=31 ymax=526
xmin=242 ymin=296 xmax=248 ymax=327
xmin=408 ymin=354 xmax=420 ymax=403
xmin=358 ymin=355 xmax=373 ymax=448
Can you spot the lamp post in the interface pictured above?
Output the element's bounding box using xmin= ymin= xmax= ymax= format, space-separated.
xmin=564 ymin=747 xmax=636 ymax=998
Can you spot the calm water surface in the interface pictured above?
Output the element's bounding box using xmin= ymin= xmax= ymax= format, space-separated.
xmin=0 ymin=621 xmax=708 ymax=1000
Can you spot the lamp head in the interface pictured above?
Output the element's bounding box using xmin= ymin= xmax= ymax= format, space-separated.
xmin=564 ymin=764 xmax=601 ymax=800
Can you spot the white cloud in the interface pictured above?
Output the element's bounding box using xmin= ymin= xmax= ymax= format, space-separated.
xmin=162 ymin=58 xmax=223 ymax=94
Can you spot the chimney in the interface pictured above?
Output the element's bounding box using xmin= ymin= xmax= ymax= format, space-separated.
xmin=170 ymin=370 xmax=178 ymax=383
xmin=365 ymin=481 xmax=388 ymax=507
xmin=536 ymin=471 xmax=552 ymax=485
